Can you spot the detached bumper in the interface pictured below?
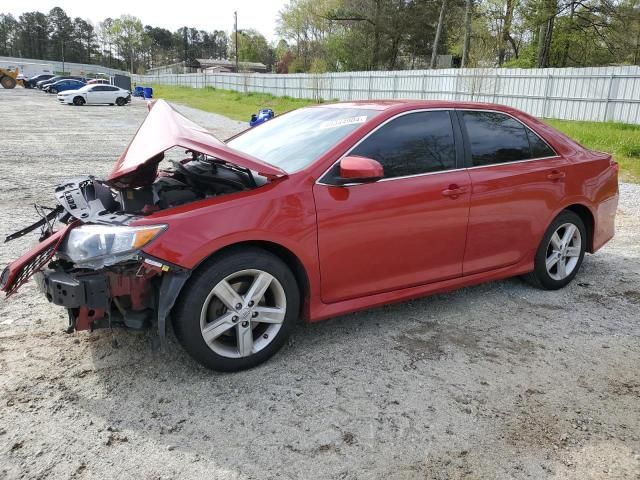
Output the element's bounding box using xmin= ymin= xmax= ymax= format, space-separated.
xmin=1 ymin=225 xmax=73 ymax=296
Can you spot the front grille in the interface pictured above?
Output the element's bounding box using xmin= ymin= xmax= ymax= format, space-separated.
xmin=5 ymin=245 xmax=56 ymax=296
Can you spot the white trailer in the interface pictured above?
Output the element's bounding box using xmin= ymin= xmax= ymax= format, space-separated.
xmin=0 ymin=61 xmax=55 ymax=79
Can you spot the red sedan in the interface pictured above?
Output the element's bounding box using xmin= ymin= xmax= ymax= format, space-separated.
xmin=1 ymin=100 xmax=619 ymax=371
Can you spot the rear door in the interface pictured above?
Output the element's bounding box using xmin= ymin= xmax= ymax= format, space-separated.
xmin=313 ymin=110 xmax=471 ymax=303
xmin=457 ymin=110 xmax=566 ymax=275
xmin=102 ymin=86 xmax=120 ymax=103
xmin=85 ymin=85 xmax=104 ymax=103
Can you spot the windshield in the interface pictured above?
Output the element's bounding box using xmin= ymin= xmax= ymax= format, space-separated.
xmin=226 ymin=106 xmax=379 ymax=173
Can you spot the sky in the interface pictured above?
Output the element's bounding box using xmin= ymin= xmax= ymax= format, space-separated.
xmin=3 ymin=0 xmax=288 ymax=42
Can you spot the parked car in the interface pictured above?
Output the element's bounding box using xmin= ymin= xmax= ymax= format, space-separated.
xmin=38 ymin=75 xmax=85 ymax=90
xmin=57 ymin=84 xmax=131 ymax=106
xmin=87 ymin=78 xmax=110 ymax=85
xmin=24 ymin=74 xmax=54 ymax=88
xmin=1 ymin=100 xmax=619 ymax=372
xmin=45 ymin=79 xmax=86 ymax=94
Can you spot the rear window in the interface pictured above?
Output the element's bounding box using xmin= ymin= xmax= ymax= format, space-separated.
xmin=226 ymin=107 xmax=380 ymax=173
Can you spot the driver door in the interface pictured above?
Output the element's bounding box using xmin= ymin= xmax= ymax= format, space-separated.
xmin=313 ymin=110 xmax=471 ymax=303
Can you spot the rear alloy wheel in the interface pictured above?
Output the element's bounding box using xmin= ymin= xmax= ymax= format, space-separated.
xmin=173 ymin=248 xmax=300 ymax=371
xmin=524 ymin=210 xmax=586 ymax=290
xmin=73 ymin=96 xmax=85 ymax=106
xmin=115 ymin=97 xmax=126 ymax=106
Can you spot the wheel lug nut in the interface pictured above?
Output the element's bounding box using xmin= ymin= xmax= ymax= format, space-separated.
xmin=232 ymin=316 xmax=238 ymax=322
xmin=263 ymin=334 xmax=268 ymax=339
xmin=252 ymin=311 xmax=258 ymax=318
xmin=248 ymin=301 xmax=254 ymax=307
xmin=241 ymin=321 xmax=249 ymax=328
xmin=235 ymin=303 xmax=242 ymax=309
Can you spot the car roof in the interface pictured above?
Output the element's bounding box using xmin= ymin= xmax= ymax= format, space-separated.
xmin=316 ymin=100 xmax=525 ymax=113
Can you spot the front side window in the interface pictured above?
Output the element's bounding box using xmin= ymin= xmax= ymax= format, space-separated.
xmin=350 ymin=111 xmax=456 ymax=178
xmin=462 ymin=111 xmax=556 ymax=166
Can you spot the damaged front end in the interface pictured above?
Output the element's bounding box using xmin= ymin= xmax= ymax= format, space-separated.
xmin=1 ymin=177 xmax=190 ymax=337
xmin=1 ymin=99 xmax=286 ymax=338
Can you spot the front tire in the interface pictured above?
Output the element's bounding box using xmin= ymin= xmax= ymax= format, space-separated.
xmin=50 ymin=87 xmax=58 ymax=94
xmin=524 ymin=210 xmax=586 ymax=290
xmin=115 ymin=97 xmax=126 ymax=106
xmin=73 ymin=96 xmax=85 ymax=106
xmin=173 ymin=248 xmax=300 ymax=371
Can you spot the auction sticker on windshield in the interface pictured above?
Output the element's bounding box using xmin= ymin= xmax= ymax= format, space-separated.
xmin=318 ymin=116 xmax=368 ymax=129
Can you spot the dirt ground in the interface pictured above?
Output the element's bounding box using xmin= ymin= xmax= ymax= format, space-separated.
xmin=0 ymin=88 xmax=639 ymax=480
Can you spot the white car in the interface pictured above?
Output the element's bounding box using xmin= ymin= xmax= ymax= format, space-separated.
xmin=58 ymin=84 xmax=131 ymax=106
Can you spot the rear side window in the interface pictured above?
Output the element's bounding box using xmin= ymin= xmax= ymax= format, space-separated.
xmin=351 ymin=111 xmax=456 ymax=178
xmin=463 ymin=111 xmax=531 ymax=166
xmin=526 ymin=128 xmax=556 ymax=158
xmin=463 ymin=111 xmax=557 ymax=166
xmin=104 ymin=86 xmax=118 ymax=91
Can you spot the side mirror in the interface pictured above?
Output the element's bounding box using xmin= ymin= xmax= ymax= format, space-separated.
xmin=338 ymin=156 xmax=384 ymax=184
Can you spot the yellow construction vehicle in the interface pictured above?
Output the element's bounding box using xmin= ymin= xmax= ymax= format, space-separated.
xmin=0 ymin=67 xmax=23 ymax=89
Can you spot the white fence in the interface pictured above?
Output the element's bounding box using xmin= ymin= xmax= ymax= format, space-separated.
xmin=0 ymin=55 xmax=128 ymax=77
xmin=135 ymin=66 xmax=640 ymax=124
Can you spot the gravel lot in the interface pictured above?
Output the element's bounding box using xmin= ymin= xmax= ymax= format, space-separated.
xmin=1 ymin=88 xmax=639 ymax=480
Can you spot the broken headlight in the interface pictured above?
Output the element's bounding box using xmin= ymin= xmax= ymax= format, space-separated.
xmin=59 ymin=224 xmax=167 ymax=269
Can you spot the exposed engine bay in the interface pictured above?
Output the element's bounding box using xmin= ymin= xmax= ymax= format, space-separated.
xmin=55 ymin=152 xmax=265 ymax=225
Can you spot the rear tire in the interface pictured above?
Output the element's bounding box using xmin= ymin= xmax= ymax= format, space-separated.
xmin=524 ymin=210 xmax=586 ymax=290
xmin=173 ymin=248 xmax=300 ymax=371
xmin=73 ymin=96 xmax=85 ymax=106
xmin=1 ymin=76 xmax=16 ymax=89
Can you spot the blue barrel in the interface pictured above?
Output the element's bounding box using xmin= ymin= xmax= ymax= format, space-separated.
xmin=143 ymin=87 xmax=153 ymax=99
xmin=134 ymin=86 xmax=144 ymax=97
xmin=249 ymin=108 xmax=274 ymax=127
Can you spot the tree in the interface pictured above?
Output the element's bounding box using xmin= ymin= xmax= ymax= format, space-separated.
xmin=111 ymin=15 xmax=145 ymax=72
xmin=0 ymin=14 xmax=19 ymax=56
xmin=230 ymin=29 xmax=275 ymax=68
xmin=461 ymin=0 xmax=473 ymax=67
xmin=431 ymin=0 xmax=448 ymax=68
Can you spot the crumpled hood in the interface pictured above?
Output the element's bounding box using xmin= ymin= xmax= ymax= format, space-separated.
xmin=106 ymin=100 xmax=286 ymax=186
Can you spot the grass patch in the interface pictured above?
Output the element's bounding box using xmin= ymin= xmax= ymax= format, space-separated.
xmin=547 ymin=119 xmax=640 ymax=182
xmin=151 ymin=85 xmax=317 ymax=122
xmin=151 ymin=85 xmax=639 ymax=182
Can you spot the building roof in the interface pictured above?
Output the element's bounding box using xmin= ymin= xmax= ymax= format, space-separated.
xmin=195 ymin=58 xmax=267 ymax=70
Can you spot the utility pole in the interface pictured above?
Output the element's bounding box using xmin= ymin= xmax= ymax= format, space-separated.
xmin=234 ymin=11 xmax=239 ymax=72
xmin=61 ymin=39 xmax=65 ymax=73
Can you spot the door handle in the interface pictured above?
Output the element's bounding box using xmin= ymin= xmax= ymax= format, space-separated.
xmin=547 ymin=170 xmax=566 ymax=181
xmin=442 ymin=185 xmax=467 ymax=198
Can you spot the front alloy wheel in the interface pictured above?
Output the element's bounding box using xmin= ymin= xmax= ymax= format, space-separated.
xmin=200 ymin=269 xmax=287 ymax=358
xmin=173 ymin=248 xmax=300 ymax=371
